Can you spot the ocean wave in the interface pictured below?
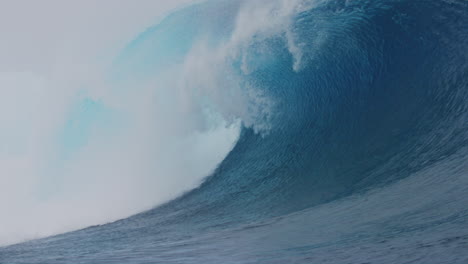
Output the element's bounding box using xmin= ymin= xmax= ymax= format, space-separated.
xmin=1 ymin=0 xmax=467 ymax=263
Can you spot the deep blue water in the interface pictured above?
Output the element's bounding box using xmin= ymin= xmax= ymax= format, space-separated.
xmin=1 ymin=0 xmax=468 ymax=263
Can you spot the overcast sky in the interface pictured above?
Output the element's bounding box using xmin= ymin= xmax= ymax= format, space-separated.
xmin=0 ymin=0 xmax=195 ymax=73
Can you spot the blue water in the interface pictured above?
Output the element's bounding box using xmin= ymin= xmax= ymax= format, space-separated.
xmin=1 ymin=0 xmax=468 ymax=263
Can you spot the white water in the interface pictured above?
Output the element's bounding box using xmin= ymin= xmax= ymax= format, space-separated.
xmin=0 ymin=0 xmax=240 ymax=246
xmin=0 ymin=0 xmax=312 ymax=246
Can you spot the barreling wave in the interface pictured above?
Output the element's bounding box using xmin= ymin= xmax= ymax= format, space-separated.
xmin=1 ymin=0 xmax=467 ymax=263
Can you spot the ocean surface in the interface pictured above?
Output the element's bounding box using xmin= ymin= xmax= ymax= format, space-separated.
xmin=1 ymin=0 xmax=467 ymax=263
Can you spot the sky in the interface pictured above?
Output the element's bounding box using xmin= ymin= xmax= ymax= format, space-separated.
xmin=0 ymin=0 xmax=197 ymax=72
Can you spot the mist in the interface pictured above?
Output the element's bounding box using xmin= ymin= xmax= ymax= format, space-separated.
xmin=0 ymin=0 xmax=240 ymax=246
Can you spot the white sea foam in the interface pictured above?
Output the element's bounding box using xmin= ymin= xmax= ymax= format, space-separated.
xmin=0 ymin=0 xmax=315 ymax=246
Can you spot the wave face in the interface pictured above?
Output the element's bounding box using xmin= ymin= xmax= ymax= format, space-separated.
xmin=1 ymin=0 xmax=467 ymax=263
